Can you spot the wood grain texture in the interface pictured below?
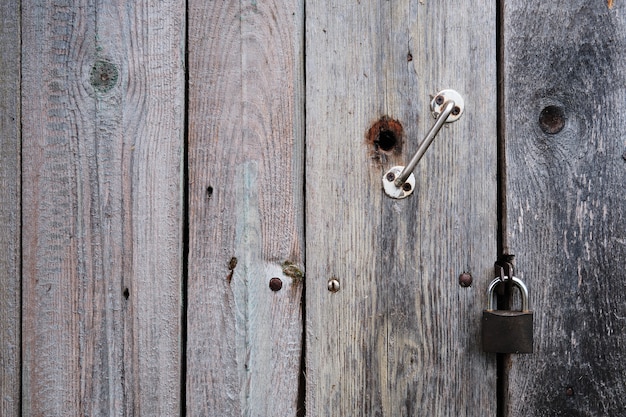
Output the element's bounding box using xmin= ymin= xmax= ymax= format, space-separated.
xmin=305 ymin=1 xmax=497 ymax=415
xmin=21 ymin=1 xmax=184 ymax=415
xmin=186 ymin=0 xmax=305 ymax=415
xmin=0 ymin=2 xmax=21 ymax=416
xmin=503 ymin=1 xmax=626 ymax=416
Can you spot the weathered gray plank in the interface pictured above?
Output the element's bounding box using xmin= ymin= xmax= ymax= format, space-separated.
xmin=186 ymin=0 xmax=304 ymax=415
xmin=305 ymin=1 xmax=497 ymax=415
xmin=0 ymin=2 xmax=21 ymax=416
xmin=503 ymin=1 xmax=626 ymax=415
xmin=21 ymin=1 xmax=184 ymax=415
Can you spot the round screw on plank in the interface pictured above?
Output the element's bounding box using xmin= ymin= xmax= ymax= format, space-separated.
xmin=328 ymin=278 xmax=340 ymax=292
xmin=269 ymin=277 xmax=283 ymax=291
xmin=459 ymin=272 xmax=473 ymax=287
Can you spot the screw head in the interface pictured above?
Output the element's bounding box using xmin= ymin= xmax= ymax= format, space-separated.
xmin=452 ymin=106 xmax=461 ymax=116
xmin=402 ymin=182 xmax=412 ymax=192
xmin=386 ymin=172 xmax=396 ymax=182
xmin=435 ymin=95 xmax=444 ymax=105
xmin=327 ymin=279 xmax=340 ymax=292
xmin=459 ymin=272 xmax=473 ymax=287
xmin=269 ymin=277 xmax=283 ymax=291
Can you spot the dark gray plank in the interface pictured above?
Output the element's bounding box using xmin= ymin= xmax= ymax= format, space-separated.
xmin=21 ymin=1 xmax=184 ymax=415
xmin=0 ymin=2 xmax=21 ymax=416
xmin=305 ymin=1 xmax=497 ymax=415
xmin=186 ymin=0 xmax=305 ymax=415
xmin=503 ymin=1 xmax=626 ymax=415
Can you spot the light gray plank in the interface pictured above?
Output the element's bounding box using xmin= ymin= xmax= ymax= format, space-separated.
xmin=503 ymin=1 xmax=626 ymax=415
xmin=0 ymin=2 xmax=21 ymax=416
xmin=21 ymin=1 xmax=184 ymax=415
xmin=305 ymin=1 xmax=497 ymax=415
xmin=186 ymin=0 xmax=305 ymax=415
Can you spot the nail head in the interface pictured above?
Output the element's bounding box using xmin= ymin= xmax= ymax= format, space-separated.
xmin=269 ymin=277 xmax=283 ymax=291
xmin=459 ymin=272 xmax=473 ymax=287
xmin=328 ymin=279 xmax=340 ymax=292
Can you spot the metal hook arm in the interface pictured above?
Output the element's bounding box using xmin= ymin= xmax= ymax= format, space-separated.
xmin=382 ymin=89 xmax=464 ymax=199
xmin=394 ymin=100 xmax=456 ymax=187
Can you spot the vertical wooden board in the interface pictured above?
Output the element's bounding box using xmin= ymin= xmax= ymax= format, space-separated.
xmin=305 ymin=1 xmax=497 ymax=415
xmin=0 ymin=2 xmax=20 ymax=416
xmin=186 ymin=0 xmax=304 ymax=416
xmin=503 ymin=2 xmax=626 ymax=416
xmin=21 ymin=1 xmax=184 ymax=415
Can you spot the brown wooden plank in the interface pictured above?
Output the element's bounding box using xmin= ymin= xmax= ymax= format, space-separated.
xmin=186 ymin=0 xmax=305 ymax=415
xmin=305 ymin=1 xmax=497 ymax=415
xmin=21 ymin=1 xmax=184 ymax=415
xmin=0 ymin=2 xmax=21 ymax=416
xmin=503 ymin=1 xmax=626 ymax=415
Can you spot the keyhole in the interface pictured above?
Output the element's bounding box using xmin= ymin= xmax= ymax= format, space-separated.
xmin=367 ymin=116 xmax=403 ymax=155
xmin=376 ymin=130 xmax=398 ymax=152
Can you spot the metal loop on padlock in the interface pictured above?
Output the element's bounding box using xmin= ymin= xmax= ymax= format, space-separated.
xmin=486 ymin=276 xmax=529 ymax=311
xmin=483 ymin=276 xmax=534 ymax=354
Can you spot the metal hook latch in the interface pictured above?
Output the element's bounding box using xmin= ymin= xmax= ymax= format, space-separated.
xmin=382 ymin=89 xmax=464 ymax=199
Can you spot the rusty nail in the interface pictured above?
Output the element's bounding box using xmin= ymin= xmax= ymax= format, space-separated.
xmin=565 ymin=387 xmax=574 ymax=397
xmin=459 ymin=272 xmax=473 ymax=287
xmin=402 ymin=182 xmax=412 ymax=192
xmin=435 ymin=95 xmax=444 ymax=105
xmin=328 ymin=278 xmax=340 ymax=292
xmin=269 ymin=277 xmax=283 ymax=291
xmin=452 ymin=106 xmax=461 ymax=116
xmin=386 ymin=172 xmax=396 ymax=182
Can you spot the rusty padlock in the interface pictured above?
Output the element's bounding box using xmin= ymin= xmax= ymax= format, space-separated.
xmin=482 ymin=276 xmax=533 ymax=353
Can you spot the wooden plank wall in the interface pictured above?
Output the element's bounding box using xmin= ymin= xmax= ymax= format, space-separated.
xmin=186 ymin=0 xmax=305 ymax=415
xmin=9 ymin=1 xmax=626 ymax=416
xmin=503 ymin=1 xmax=626 ymax=415
xmin=0 ymin=1 xmax=21 ymax=416
xmin=20 ymin=1 xmax=185 ymax=415
xmin=305 ymin=1 xmax=497 ymax=415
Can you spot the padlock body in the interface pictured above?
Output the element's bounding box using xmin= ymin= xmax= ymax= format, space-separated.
xmin=482 ymin=310 xmax=533 ymax=353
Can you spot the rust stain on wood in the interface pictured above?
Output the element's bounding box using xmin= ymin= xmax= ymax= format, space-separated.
xmin=608 ymin=0 xmax=613 ymax=8
xmin=366 ymin=116 xmax=404 ymax=165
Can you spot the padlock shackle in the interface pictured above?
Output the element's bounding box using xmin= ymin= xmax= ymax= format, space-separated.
xmin=486 ymin=276 xmax=529 ymax=311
